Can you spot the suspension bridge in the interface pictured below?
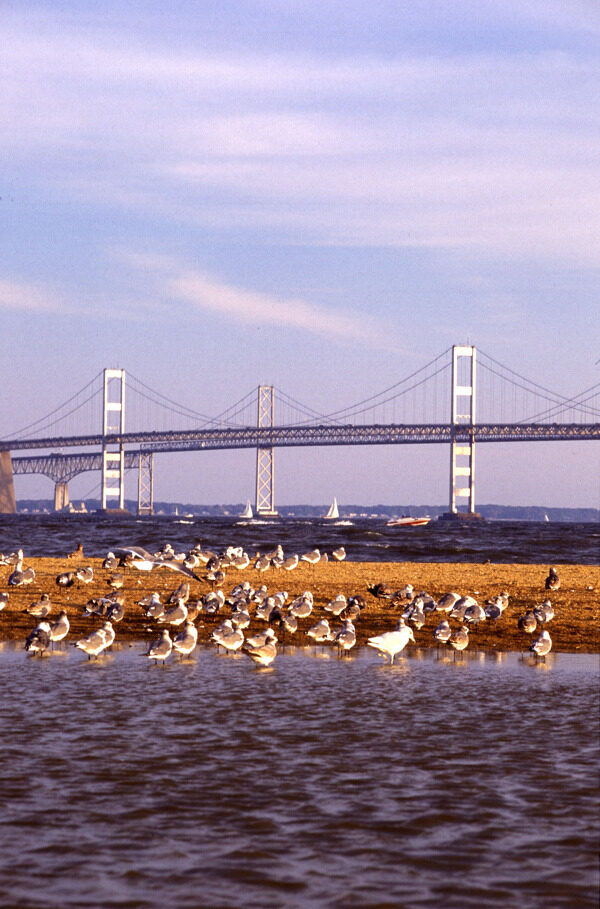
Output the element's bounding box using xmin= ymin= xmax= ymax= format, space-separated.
xmin=1 ymin=346 xmax=598 ymax=515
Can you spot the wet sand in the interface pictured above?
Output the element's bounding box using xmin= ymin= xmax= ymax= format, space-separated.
xmin=1 ymin=557 xmax=598 ymax=653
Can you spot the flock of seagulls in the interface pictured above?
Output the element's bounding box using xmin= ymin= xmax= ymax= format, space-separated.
xmin=0 ymin=545 xmax=566 ymax=666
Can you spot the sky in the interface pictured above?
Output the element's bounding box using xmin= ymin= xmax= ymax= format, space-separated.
xmin=1 ymin=0 xmax=599 ymax=508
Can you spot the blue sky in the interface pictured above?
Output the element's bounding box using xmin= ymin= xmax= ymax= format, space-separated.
xmin=1 ymin=1 xmax=598 ymax=507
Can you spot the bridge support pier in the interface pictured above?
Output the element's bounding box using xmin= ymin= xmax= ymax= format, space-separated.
xmin=255 ymin=385 xmax=278 ymax=516
xmin=101 ymin=368 xmax=126 ymax=512
xmin=137 ymin=451 xmax=154 ymax=515
xmin=449 ymin=345 xmax=478 ymax=516
xmin=54 ymin=482 xmax=70 ymax=512
xmin=0 ymin=451 xmax=16 ymax=514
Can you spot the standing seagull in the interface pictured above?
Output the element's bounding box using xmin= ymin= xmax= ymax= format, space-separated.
xmin=368 ymin=621 xmax=415 ymax=664
xmin=243 ymin=638 xmax=277 ymax=667
xmin=49 ymin=610 xmax=70 ymax=649
xmin=144 ymin=629 xmax=173 ymax=663
xmin=333 ymin=619 xmax=356 ymax=656
xmin=448 ymin=625 xmax=469 ymax=657
xmin=25 ymin=621 xmax=51 ymax=655
xmin=9 ymin=551 xmax=35 ymax=586
xmin=545 ymin=567 xmax=560 ymax=590
xmin=172 ymin=621 xmax=198 ymax=658
xmin=530 ymin=629 xmax=552 ymax=660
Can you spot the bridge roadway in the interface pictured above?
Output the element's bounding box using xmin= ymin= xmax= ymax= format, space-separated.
xmin=8 ymin=421 xmax=600 ymax=480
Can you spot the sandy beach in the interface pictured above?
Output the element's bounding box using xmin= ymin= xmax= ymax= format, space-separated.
xmin=1 ymin=556 xmax=598 ymax=653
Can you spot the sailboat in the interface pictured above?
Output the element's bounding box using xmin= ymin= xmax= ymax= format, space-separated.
xmin=240 ymin=500 xmax=253 ymax=519
xmin=324 ymin=497 xmax=339 ymax=520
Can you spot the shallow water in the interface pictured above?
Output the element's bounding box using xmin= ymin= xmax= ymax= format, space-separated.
xmin=0 ymin=514 xmax=597 ymax=563
xmin=1 ymin=646 xmax=598 ymax=908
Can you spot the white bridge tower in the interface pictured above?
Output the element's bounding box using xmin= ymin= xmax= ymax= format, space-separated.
xmin=449 ymin=345 xmax=476 ymax=515
xmin=101 ymin=368 xmax=125 ymax=511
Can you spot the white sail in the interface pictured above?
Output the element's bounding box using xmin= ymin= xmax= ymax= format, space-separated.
xmin=324 ymin=497 xmax=339 ymax=520
xmin=240 ymin=500 xmax=253 ymax=519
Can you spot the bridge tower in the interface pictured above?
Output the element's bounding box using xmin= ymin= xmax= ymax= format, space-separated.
xmin=137 ymin=450 xmax=154 ymax=516
xmin=101 ymin=368 xmax=126 ymax=511
xmin=449 ymin=345 xmax=477 ymax=515
xmin=255 ymin=385 xmax=278 ymax=516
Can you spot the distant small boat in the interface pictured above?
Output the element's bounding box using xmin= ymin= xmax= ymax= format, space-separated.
xmin=240 ymin=500 xmax=253 ymax=519
xmin=386 ymin=515 xmax=431 ymax=527
xmin=544 ymin=513 xmax=550 ymax=522
xmin=324 ymin=498 xmax=339 ymax=520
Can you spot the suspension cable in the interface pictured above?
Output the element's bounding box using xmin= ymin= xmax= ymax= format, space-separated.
xmin=8 ymin=372 xmax=103 ymax=438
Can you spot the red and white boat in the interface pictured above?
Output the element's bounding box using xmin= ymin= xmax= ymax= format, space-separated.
xmin=386 ymin=515 xmax=431 ymax=527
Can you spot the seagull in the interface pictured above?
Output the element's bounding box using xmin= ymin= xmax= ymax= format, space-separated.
xmin=106 ymin=599 xmax=125 ymax=623
xmin=534 ymin=600 xmax=555 ymax=625
xmin=115 ymin=546 xmax=201 ymax=580
xmin=76 ymin=566 xmax=94 ymax=584
xmin=219 ymin=625 xmax=245 ymax=654
xmin=56 ymin=571 xmax=75 ymax=588
xmin=300 ymin=549 xmax=320 ymax=566
xmin=306 ymin=618 xmax=333 ymax=643
xmin=0 ymin=592 xmax=8 ymax=611
xmin=518 ymin=611 xmax=537 ymax=634
xmin=9 ymin=551 xmax=35 ymax=586
xmin=463 ymin=602 xmax=486 ymax=629
xmin=545 ymin=567 xmax=560 ymax=591
xmin=144 ymin=629 xmax=173 ymax=663
xmin=367 ymin=583 xmax=393 ymax=600
xmin=367 ymin=621 xmax=415 ymax=664
xmin=49 ymin=610 xmax=70 ymax=648
xmin=332 ymin=618 xmax=356 ymax=655
xmin=289 ymin=593 xmax=313 ymax=619
xmin=450 ymin=596 xmax=476 ymax=622
xmin=393 ymin=584 xmax=414 ymax=602
xmin=158 ymin=599 xmax=188 ymax=626
xmin=282 ymin=554 xmax=299 ymax=571
xmin=26 ymin=593 xmax=52 ymax=617
xmin=167 ymin=581 xmax=190 ymax=604
xmin=25 ymin=621 xmax=52 ymax=655
xmin=433 ymin=619 xmax=452 ymax=645
xmin=107 ymin=572 xmax=125 ymax=591
xmin=325 ymin=594 xmax=347 ymax=617
xmin=172 ymin=621 xmax=198 ymax=658
xmin=436 ymin=592 xmax=461 ymax=613
xmin=246 ymin=628 xmax=278 ymax=649
xmin=75 ymin=625 xmax=110 ymax=659
xmin=448 ymin=625 xmax=469 ymax=656
xmin=331 ymin=546 xmax=346 ymax=562
xmin=530 ymin=629 xmax=552 ymax=659
xmin=244 ymin=638 xmax=277 ymax=667
xmin=139 ymin=592 xmax=164 ymax=618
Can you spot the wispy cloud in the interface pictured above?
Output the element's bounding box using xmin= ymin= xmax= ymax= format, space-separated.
xmin=116 ymin=251 xmax=388 ymax=346
xmin=1 ymin=8 xmax=598 ymax=264
xmin=0 ymin=280 xmax=64 ymax=313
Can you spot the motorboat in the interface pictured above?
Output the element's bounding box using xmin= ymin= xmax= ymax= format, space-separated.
xmin=386 ymin=515 xmax=431 ymax=527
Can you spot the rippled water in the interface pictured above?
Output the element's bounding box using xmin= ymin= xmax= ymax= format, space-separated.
xmin=1 ymin=645 xmax=598 ymax=908
xmin=0 ymin=513 xmax=597 ymax=563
